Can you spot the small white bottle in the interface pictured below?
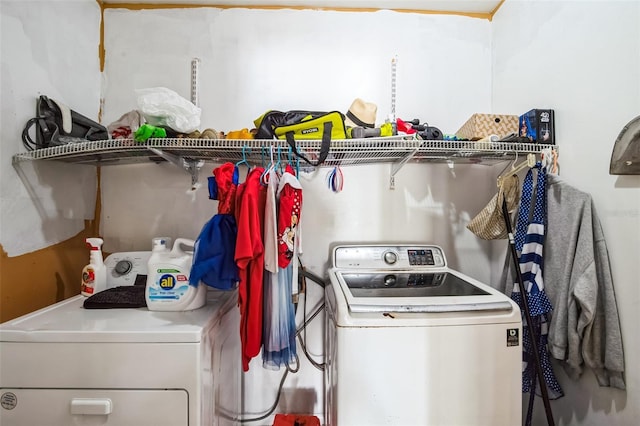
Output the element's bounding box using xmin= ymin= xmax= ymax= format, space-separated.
xmin=80 ymin=238 xmax=107 ymax=297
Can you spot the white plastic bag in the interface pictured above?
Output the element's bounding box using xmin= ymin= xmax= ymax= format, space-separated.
xmin=135 ymin=87 xmax=201 ymax=133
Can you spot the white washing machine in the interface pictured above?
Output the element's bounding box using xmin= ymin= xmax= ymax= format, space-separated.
xmin=0 ymin=253 xmax=241 ymax=426
xmin=325 ymin=244 xmax=522 ymax=426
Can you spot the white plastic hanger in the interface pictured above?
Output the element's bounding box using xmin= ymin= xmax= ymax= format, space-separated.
xmin=497 ymin=152 xmax=536 ymax=187
xmin=540 ymin=147 xmax=559 ymax=174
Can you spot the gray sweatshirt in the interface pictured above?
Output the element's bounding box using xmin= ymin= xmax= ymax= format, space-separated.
xmin=501 ymin=174 xmax=625 ymax=390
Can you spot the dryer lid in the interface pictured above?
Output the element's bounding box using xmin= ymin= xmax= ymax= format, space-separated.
xmin=0 ymin=292 xmax=234 ymax=344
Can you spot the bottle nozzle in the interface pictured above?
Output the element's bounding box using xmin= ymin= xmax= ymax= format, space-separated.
xmin=85 ymin=238 xmax=104 ymax=250
xmin=85 ymin=237 xmax=104 ymax=266
xmin=152 ymin=237 xmax=171 ymax=251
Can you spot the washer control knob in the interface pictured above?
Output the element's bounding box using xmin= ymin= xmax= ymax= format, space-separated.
xmin=114 ymin=260 xmax=133 ymax=276
xmin=383 ymin=251 xmax=398 ymax=265
xmin=384 ymin=275 xmax=397 ymax=287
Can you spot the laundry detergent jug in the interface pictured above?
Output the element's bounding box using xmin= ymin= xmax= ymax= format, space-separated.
xmin=145 ymin=237 xmax=207 ymax=311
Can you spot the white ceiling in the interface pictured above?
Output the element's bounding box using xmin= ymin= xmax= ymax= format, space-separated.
xmin=100 ymin=1 xmax=504 ymax=15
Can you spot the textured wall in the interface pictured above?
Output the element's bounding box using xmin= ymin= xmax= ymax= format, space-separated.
xmin=0 ymin=0 xmax=102 ymax=320
xmin=101 ymin=6 xmax=493 ymax=422
xmin=492 ymin=1 xmax=640 ymax=425
xmin=0 ymin=0 xmax=102 ymax=257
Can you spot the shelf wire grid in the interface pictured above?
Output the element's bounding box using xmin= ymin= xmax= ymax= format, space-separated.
xmin=12 ymin=137 xmax=548 ymax=167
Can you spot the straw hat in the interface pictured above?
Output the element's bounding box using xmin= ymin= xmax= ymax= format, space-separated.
xmin=344 ymin=98 xmax=377 ymax=128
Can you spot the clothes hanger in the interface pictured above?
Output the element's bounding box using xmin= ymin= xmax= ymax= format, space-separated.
xmin=261 ymin=146 xmax=268 ymax=169
xmin=275 ymin=145 xmax=283 ymax=174
xmin=285 ymin=146 xmax=301 ymax=176
xmin=551 ymin=149 xmax=559 ymax=173
xmin=497 ymin=152 xmax=536 ymax=187
xmin=287 ymin=146 xmax=294 ymax=173
xmin=235 ymin=145 xmax=251 ymax=171
xmin=260 ymin=145 xmax=275 ymax=186
xmin=541 ymin=147 xmax=559 ymax=174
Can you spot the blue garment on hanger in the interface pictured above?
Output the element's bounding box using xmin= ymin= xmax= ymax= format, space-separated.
xmin=262 ymin=262 xmax=297 ymax=370
xmin=190 ymin=165 xmax=240 ymax=290
xmin=511 ymin=163 xmax=564 ymax=405
xmin=190 ymin=214 xmax=239 ymax=290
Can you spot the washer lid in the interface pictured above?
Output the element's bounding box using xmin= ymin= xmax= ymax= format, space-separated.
xmin=0 ymin=292 xmax=235 ymax=344
xmin=334 ymin=270 xmax=513 ymax=313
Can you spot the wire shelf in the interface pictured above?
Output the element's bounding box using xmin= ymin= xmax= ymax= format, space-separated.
xmin=12 ymin=137 xmax=550 ymax=167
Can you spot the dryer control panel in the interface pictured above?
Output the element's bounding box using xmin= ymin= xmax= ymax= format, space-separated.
xmin=333 ymin=245 xmax=446 ymax=269
xmin=104 ymin=251 xmax=151 ymax=288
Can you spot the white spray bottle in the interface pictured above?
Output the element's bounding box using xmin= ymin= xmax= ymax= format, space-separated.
xmin=81 ymin=238 xmax=107 ymax=297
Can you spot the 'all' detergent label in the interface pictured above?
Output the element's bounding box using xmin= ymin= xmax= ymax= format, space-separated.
xmin=148 ymin=268 xmax=190 ymax=301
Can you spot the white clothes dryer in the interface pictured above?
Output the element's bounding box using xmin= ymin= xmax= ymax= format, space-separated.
xmin=0 ymin=289 xmax=240 ymax=426
xmin=325 ymin=244 xmax=522 ymax=426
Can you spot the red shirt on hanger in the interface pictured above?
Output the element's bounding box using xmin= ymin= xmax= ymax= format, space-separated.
xmin=234 ymin=167 xmax=267 ymax=371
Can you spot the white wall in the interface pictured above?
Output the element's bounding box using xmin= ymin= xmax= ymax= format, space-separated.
xmin=100 ymin=8 xmax=492 ymax=133
xmin=493 ymin=1 xmax=640 ymax=425
xmin=101 ymin=7 xmax=494 ymax=423
xmin=0 ymin=0 xmax=101 ymax=256
xmin=5 ymin=1 xmax=637 ymax=425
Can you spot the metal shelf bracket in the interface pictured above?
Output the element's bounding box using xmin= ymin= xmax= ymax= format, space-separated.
xmin=148 ymin=147 xmax=204 ymax=191
xmin=390 ymin=145 xmax=420 ymax=189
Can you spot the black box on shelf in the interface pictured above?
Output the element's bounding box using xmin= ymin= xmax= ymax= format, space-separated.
xmin=518 ymin=109 xmax=555 ymax=144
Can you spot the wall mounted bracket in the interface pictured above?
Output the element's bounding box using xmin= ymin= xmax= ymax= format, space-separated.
xmin=148 ymin=147 xmax=204 ymax=190
xmin=390 ymin=145 xmax=420 ymax=189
